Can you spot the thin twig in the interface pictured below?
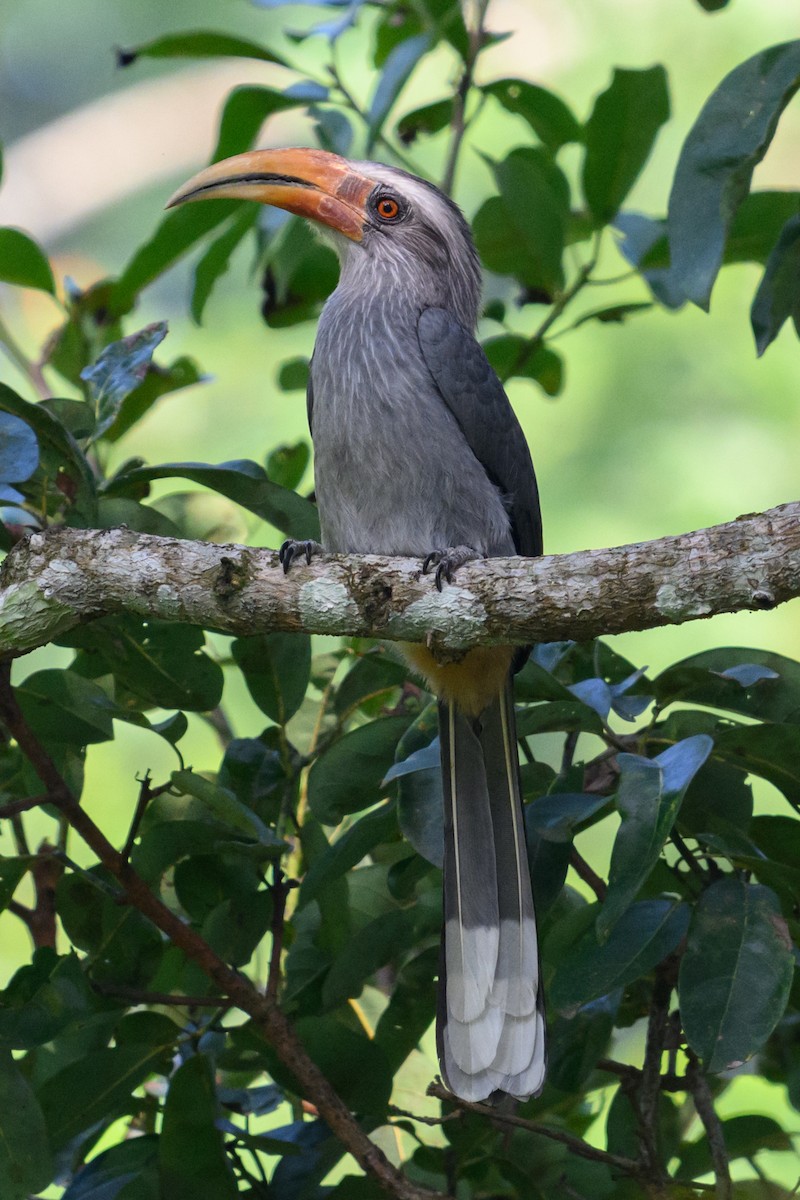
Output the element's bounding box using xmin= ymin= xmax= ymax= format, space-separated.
xmin=122 ymin=773 xmax=172 ymax=861
xmin=569 ymin=847 xmax=607 ymax=901
xmin=0 ymin=663 xmax=441 ymax=1200
xmin=427 ymin=1082 xmax=642 ymax=1177
xmin=266 ymin=867 xmax=298 ymax=999
xmin=90 ymin=981 xmax=232 ymax=1009
xmin=638 ymin=967 xmax=673 ymax=1182
xmin=685 ymin=1049 xmax=732 ymax=1200
xmin=0 ymin=793 xmax=48 ymax=819
xmin=671 ymin=830 xmax=708 ymax=883
xmin=441 ymin=0 xmax=490 ymax=196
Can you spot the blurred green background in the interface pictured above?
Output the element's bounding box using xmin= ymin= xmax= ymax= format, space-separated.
xmin=1 ymin=1 xmax=799 ymax=1171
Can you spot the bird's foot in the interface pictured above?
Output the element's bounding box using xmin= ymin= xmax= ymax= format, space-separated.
xmin=422 ymin=545 xmax=480 ymax=592
xmin=279 ymin=538 xmax=322 ymax=573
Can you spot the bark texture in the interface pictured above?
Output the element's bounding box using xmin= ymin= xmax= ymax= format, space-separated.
xmin=1 ymin=502 xmax=798 ymax=658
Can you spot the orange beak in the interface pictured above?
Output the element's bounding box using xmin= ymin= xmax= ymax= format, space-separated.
xmin=166 ymin=147 xmax=374 ymax=242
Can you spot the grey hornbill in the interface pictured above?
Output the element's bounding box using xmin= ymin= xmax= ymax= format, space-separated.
xmin=168 ymin=148 xmax=545 ymax=1102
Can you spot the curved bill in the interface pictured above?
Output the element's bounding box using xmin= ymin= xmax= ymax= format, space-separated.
xmin=166 ymin=147 xmax=374 ymax=242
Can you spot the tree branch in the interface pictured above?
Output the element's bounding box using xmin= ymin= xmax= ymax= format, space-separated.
xmin=1 ymin=502 xmax=798 ymax=660
xmin=0 ymin=664 xmax=444 ymax=1200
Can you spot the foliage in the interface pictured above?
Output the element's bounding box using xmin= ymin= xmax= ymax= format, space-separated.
xmin=0 ymin=2 xmax=799 ymax=1197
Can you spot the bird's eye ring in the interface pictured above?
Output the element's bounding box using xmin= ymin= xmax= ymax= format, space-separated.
xmin=375 ymin=196 xmax=401 ymax=221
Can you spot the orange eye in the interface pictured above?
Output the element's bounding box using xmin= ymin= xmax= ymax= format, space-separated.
xmin=376 ymin=196 xmax=400 ymax=221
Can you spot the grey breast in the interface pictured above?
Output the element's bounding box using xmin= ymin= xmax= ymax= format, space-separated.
xmin=310 ymin=289 xmax=514 ymax=559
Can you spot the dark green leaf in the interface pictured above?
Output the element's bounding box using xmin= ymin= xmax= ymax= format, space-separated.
xmin=582 ymin=66 xmax=670 ymax=225
xmin=482 ymin=335 xmax=564 ymax=395
xmin=726 ymin=190 xmax=800 ymax=264
xmin=277 ymin=359 xmax=311 ymax=392
xmin=62 ymin=616 xmax=223 ymax=712
xmin=266 ymin=439 xmax=310 ymax=490
xmin=374 ymin=945 xmax=438 ymax=1074
xmin=676 ymin=1114 xmax=791 ymax=1179
xmin=171 ymin=769 xmax=284 ymax=847
xmin=396 ymin=98 xmax=454 ymax=143
xmin=103 ymin=458 xmax=319 ymax=541
xmin=599 ymin=735 xmax=712 ymax=938
xmin=667 ymin=40 xmax=800 ymax=308
xmin=0 ymin=1050 xmax=52 ymax=1199
xmin=571 ymin=302 xmax=653 ymax=329
xmin=0 ymin=858 xmax=30 ymax=913
xmin=367 ymin=34 xmax=431 ymax=151
xmin=191 ymin=207 xmax=258 ymax=323
xmin=232 ymin=632 xmax=311 ymax=725
xmin=106 ymin=355 xmax=206 ymax=443
xmin=118 ymin=30 xmax=287 ymax=67
xmin=38 ymin=1043 xmax=169 ymax=1150
xmin=526 ymin=793 xmax=609 ymax=843
xmin=551 ymin=900 xmax=690 ymax=1013
xmin=57 ymin=872 xmax=164 ymax=988
xmin=0 ymin=950 xmax=98 ymax=1049
xmin=298 ymin=802 xmax=398 ymax=909
xmin=390 ymin=704 xmax=443 ymax=866
xmin=654 ymin=646 xmax=800 ymax=724
xmin=313 ymin=107 xmax=354 ymax=156
xmin=322 ymin=907 xmax=418 ymax=1008
xmin=334 ymin=648 xmax=408 ymax=716
xmin=202 ymin=889 xmax=272 ymax=966
xmin=218 ymin=735 xmax=286 ymax=824
xmin=16 ymin=669 xmax=117 ymax=746
xmin=474 ymin=149 xmax=570 ymax=294
xmin=307 ymin=716 xmax=410 ymax=823
xmin=61 ymin=1135 xmax=159 ymax=1200
xmin=679 ymin=757 xmax=753 ymax=834
xmin=81 ymin=323 xmax=168 ymax=439
xmin=679 ymin=878 xmax=793 ymax=1071
xmin=0 ymin=384 xmax=96 ymax=521
xmin=751 ymin=213 xmax=800 ymax=353
xmin=0 ymin=227 xmax=55 ymax=293
xmin=516 ymin=700 xmax=606 ymax=738
xmin=483 ymin=79 xmax=582 ymax=151
xmin=714 ymin=722 xmax=800 ymax=806
xmin=696 ymin=0 xmax=731 ymax=8
xmin=158 ymin=1054 xmax=239 ymax=1200
xmin=546 ymin=991 xmax=619 ymax=1093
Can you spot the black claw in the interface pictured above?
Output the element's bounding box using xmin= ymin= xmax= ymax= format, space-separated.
xmin=422 ymin=551 xmax=440 ymax=576
xmin=279 ymin=539 xmax=320 ymax=574
xmin=435 ymin=562 xmax=449 ymax=591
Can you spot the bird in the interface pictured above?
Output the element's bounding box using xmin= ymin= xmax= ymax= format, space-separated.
xmin=167 ymin=148 xmax=545 ymax=1102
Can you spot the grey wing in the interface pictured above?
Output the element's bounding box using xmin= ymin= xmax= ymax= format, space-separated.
xmin=417 ymin=308 xmax=542 ymax=558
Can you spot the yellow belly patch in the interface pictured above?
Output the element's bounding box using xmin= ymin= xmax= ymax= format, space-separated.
xmin=401 ymin=643 xmax=513 ymax=718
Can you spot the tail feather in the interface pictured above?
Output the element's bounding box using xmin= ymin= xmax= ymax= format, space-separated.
xmin=437 ymin=685 xmax=546 ymax=1102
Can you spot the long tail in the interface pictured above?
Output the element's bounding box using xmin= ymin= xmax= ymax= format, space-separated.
xmin=436 ymin=681 xmax=546 ymax=1102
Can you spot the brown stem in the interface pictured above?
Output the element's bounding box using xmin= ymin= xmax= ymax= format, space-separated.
xmin=427 ymin=1082 xmax=642 ymax=1177
xmin=0 ymin=664 xmax=444 ymax=1200
xmin=90 ymin=981 xmax=232 ymax=1009
xmin=0 ymin=793 xmax=47 ymax=819
xmin=123 ymin=773 xmax=171 ymax=861
xmin=441 ymin=0 xmax=490 ymax=196
xmin=685 ymin=1050 xmax=732 ymax=1200
xmin=569 ymin=847 xmax=607 ymax=901
xmin=8 ymin=840 xmax=62 ymax=948
xmin=637 ymin=968 xmax=673 ymax=1181
xmin=267 ymin=867 xmax=297 ymax=999
xmin=671 ymin=830 xmax=708 ymax=883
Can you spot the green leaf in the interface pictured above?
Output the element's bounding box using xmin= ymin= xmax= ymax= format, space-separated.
xmin=191 ymin=207 xmax=258 ymax=324
xmin=16 ymin=669 xmax=117 ymax=746
xmin=322 ymin=907 xmax=418 ymax=1009
xmin=0 ymin=228 xmax=55 ymax=294
xmin=582 ymin=66 xmax=670 ymax=225
xmin=526 ymin=793 xmax=610 ymax=843
xmin=277 ymin=359 xmax=311 ymax=393
xmin=474 ymin=148 xmax=570 ymax=295
xmin=679 ymin=878 xmax=793 ymax=1072
xmin=266 ymin=441 xmax=310 ymax=492
xmin=667 ymin=40 xmax=800 ymax=309
xmin=676 ymin=1114 xmax=791 ymax=1180
xmin=714 ymin=722 xmax=800 ymax=806
xmin=0 ymin=950 xmax=98 ymax=1049
xmin=0 ymin=383 xmax=96 ymax=521
xmin=63 ymin=615 xmax=223 ymax=712
xmin=171 ymin=769 xmax=284 ymax=848
xmin=61 ymin=1135 xmax=159 ymax=1200
xmin=117 ymin=30 xmax=287 ymax=67
xmin=57 ymin=872 xmax=164 ymax=987
xmin=308 ymin=716 xmax=410 ymax=824
xmin=367 ymin=34 xmax=431 ymax=151
xmin=751 ymin=214 xmax=800 ymax=353
xmin=570 ymin=302 xmax=653 ymax=329
xmin=103 ymin=458 xmax=319 ymax=541
xmin=334 ymin=648 xmax=408 ymax=716
xmin=159 ymin=1054 xmax=239 ymax=1200
xmin=80 ymin=322 xmax=168 ymax=440
xmin=599 ymin=735 xmax=712 ymax=938
xmin=232 ymin=632 xmax=311 ymax=724
xmin=0 ymin=1050 xmax=52 ymax=1199
xmin=106 ymin=355 xmax=205 ymax=443
xmin=202 ymin=889 xmax=272 ymax=967
xmin=112 ymin=86 xmax=301 ymax=314
xmin=546 ymin=992 xmax=619 ymax=1093
xmin=0 ymin=858 xmax=30 ymax=913
xmin=299 ymin=803 xmax=398 ymax=910
xmin=551 ymin=900 xmax=690 ymax=1013
xmin=38 ymin=1042 xmax=170 ymax=1150
xmin=396 ymin=97 xmax=454 ymax=143
xmin=725 ymin=190 xmax=800 ymax=265
xmin=654 ymin=647 xmax=800 ymax=724
xmin=482 ymin=335 xmax=564 ymax=394
xmin=483 ymin=79 xmax=582 ymax=151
